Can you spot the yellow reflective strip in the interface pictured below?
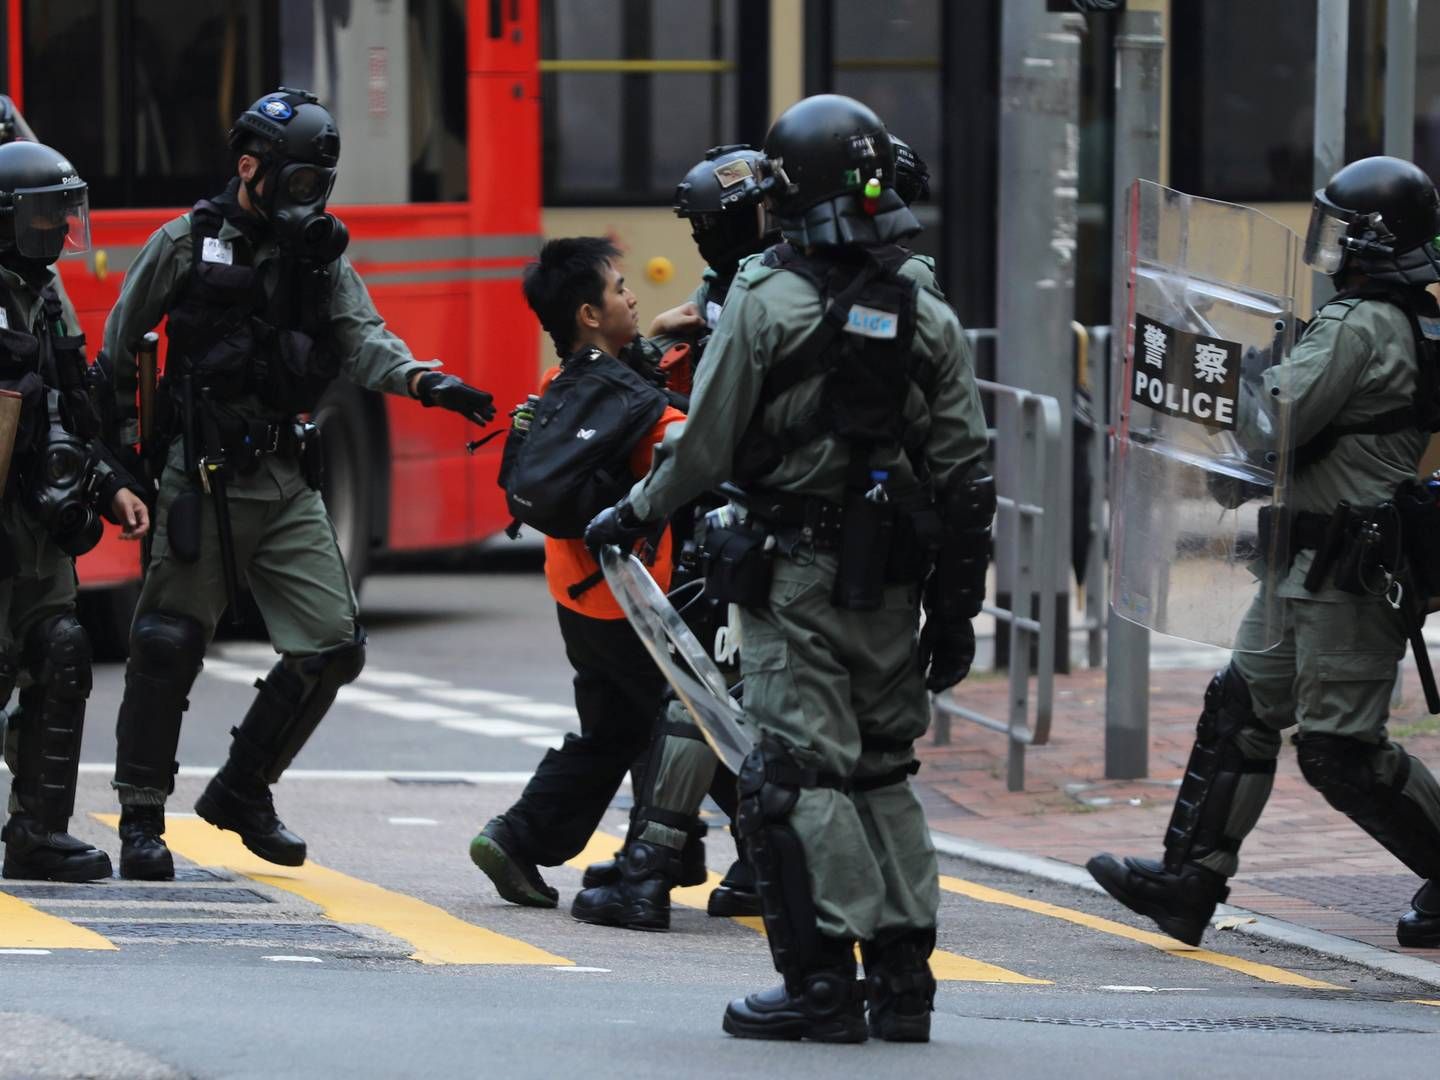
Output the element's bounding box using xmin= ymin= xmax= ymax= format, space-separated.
xmin=939 ymin=875 xmax=1344 ymax=991
xmin=95 ymin=815 xmax=568 ymax=967
xmin=0 ymin=890 xmax=117 ymax=951
xmin=567 ymin=832 xmax=1047 ymax=984
xmin=538 ymin=59 xmax=734 ymax=74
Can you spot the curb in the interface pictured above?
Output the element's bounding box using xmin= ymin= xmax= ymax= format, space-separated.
xmin=930 ymin=829 xmax=1440 ymax=992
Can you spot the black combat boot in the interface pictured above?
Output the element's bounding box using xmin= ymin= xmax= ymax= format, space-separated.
xmin=722 ymin=935 xmax=868 ymax=1043
xmin=469 ymin=815 xmax=558 ymax=908
xmin=1 ymin=814 xmax=111 ymax=882
xmin=1397 ymin=881 xmax=1440 ymax=947
xmin=861 ymin=929 xmax=937 ymax=1042
xmin=707 ymin=857 xmax=761 ymax=917
xmin=571 ymin=840 xmax=673 ymax=930
xmin=118 ymin=805 xmax=173 ymax=880
xmin=195 ymin=766 xmax=306 ymax=866
xmin=1087 ymin=853 xmax=1229 ymax=946
xmin=583 ymin=819 xmax=707 ymax=890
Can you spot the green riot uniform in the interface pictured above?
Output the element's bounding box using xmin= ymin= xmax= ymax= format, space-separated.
xmin=1188 ymin=295 xmax=1440 ymax=877
xmin=1089 ymin=154 xmax=1440 ymax=954
xmin=629 ymin=254 xmax=987 ymax=940
xmin=0 ymin=260 xmax=139 ymax=882
xmin=99 ymin=86 xmax=498 ymax=883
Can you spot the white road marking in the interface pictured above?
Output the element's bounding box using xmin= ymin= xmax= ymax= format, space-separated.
xmin=422 ymin=688 xmax=530 ymax=706
xmin=335 ymin=686 xmax=400 ymax=705
xmin=553 ymin=966 xmax=611 ymax=974
xmin=263 ymin=955 xmax=324 ymax=963
xmin=522 ymin=734 xmax=567 ymax=750
xmin=0 ymin=948 xmax=51 ymax=955
xmin=438 ymin=718 xmax=557 ymax=738
xmin=356 ymin=670 xmax=450 ymax=689
xmin=360 ymin=701 xmax=476 ymax=722
xmin=495 ymin=702 xmax=578 ymax=721
xmin=388 ymin=817 xmax=439 ymax=826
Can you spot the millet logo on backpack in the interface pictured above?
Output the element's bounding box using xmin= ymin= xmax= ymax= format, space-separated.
xmin=576 ymin=428 xmax=597 ymax=440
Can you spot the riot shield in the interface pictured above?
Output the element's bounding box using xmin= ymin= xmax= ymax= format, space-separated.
xmin=1110 ymin=180 xmax=1301 ymax=651
xmin=600 ymin=545 xmax=754 ymax=772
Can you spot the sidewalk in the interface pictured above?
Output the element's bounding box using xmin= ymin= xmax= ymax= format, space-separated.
xmin=915 ymin=659 xmax=1440 ymax=960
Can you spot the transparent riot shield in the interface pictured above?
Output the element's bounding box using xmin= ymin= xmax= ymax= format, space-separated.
xmin=1110 ymin=180 xmax=1301 ymax=651
xmin=600 ymin=546 xmax=753 ymax=772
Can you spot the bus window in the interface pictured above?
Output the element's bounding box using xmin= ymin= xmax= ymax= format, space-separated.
xmin=407 ymin=0 xmax=468 ymax=203
xmin=23 ymin=0 xmax=277 ymax=208
xmin=540 ymin=1 xmax=767 ymax=206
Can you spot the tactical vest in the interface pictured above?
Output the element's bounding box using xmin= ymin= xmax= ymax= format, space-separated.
xmin=163 ymin=198 xmax=342 ymax=417
xmin=733 ymin=243 xmax=930 ymax=484
xmin=0 ymin=282 xmax=95 ymax=492
xmin=1294 ymin=285 xmax=1440 ymax=472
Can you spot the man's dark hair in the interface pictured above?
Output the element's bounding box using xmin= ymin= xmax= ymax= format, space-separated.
xmin=522 ymin=236 xmax=622 ymax=357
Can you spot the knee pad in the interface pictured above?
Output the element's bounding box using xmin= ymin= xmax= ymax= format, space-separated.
xmin=27 ymin=614 xmax=92 ymax=701
xmin=1296 ymin=734 xmax=1394 ymax=813
xmin=1200 ymin=665 xmax=1257 ymax=742
xmin=295 ymin=626 xmax=367 ymax=693
xmin=130 ymin=611 xmax=206 ymax=684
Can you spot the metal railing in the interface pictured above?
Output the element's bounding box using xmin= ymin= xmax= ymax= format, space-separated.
xmin=930 ymin=377 xmax=1063 ymax=792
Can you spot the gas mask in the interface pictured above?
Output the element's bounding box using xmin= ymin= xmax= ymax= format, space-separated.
xmin=253 ymin=161 xmax=349 ymax=262
xmin=24 ymin=391 xmax=100 ymax=557
xmin=691 ymin=206 xmax=773 ymax=278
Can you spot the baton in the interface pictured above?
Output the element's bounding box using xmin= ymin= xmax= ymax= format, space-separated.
xmin=137 ymin=332 xmax=159 ymax=449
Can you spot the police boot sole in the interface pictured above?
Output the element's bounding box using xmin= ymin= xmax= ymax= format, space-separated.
xmin=721 ymin=1007 xmax=867 ymax=1044
xmin=570 ymin=898 xmax=670 ymax=932
xmin=119 ymin=849 xmax=175 ymax=881
xmin=707 ymin=886 xmax=762 ymax=918
xmin=194 ymin=792 xmax=306 ymax=867
xmin=469 ymin=835 xmax=558 ymax=909
xmin=1085 ymin=856 xmax=1207 ymax=947
xmin=3 ymin=848 xmax=113 ymax=883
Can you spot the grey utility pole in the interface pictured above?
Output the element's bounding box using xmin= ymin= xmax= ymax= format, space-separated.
xmin=1313 ymin=0 xmax=1349 ymax=309
xmin=994 ymin=1 xmax=1082 ymax=673
xmin=1385 ymin=0 xmax=1417 ymax=159
xmin=1103 ymin=0 xmax=1164 ymax=780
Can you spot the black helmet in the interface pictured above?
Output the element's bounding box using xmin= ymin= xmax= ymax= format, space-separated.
xmin=229 ymin=88 xmax=341 ymax=168
xmin=0 ymin=140 xmax=90 ymax=266
xmin=673 ymin=145 xmax=778 ymax=274
xmin=762 ymin=94 xmax=919 ymax=247
xmin=891 ymin=136 xmax=930 ymax=205
xmin=229 ymin=88 xmax=348 ymax=260
xmin=1304 ymin=156 xmax=1440 ymax=285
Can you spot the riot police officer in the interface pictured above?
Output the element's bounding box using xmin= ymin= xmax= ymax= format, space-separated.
xmin=0 ymin=140 xmax=150 ymax=880
xmin=102 ymin=89 xmax=494 ymax=880
xmin=1089 ymin=156 xmax=1440 ymax=949
xmin=587 ymin=95 xmax=992 ymax=1043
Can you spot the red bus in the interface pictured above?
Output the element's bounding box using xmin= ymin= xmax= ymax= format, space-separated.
xmin=2 ymin=0 xmax=541 ymax=648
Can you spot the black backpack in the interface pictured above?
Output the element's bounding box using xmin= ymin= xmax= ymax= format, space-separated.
xmin=499 ymin=346 xmax=668 ymax=539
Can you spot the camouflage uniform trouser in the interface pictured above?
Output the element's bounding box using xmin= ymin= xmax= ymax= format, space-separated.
xmin=737 ymin=552 xmax=936 ymax=941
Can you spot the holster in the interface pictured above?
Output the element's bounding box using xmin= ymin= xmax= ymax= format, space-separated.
xmin=700 ymin=523 xmax=774 ymax=608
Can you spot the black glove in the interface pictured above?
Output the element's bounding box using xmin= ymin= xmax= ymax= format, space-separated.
xmin=416 ymin=372 xmax=496 ymax=426
xmin=584 ymin=500 xmax=649 ymax=554
xmin=918 ymin=615 xmax=976 ymax=693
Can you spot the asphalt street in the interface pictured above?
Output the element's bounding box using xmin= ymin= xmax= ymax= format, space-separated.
xmin=5 ymin=565 xmax=1440 ymax=1079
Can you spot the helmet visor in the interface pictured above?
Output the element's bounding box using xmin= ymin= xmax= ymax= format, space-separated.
xmin=1303 ymin=195 xmax=1352 ymax=274
xmin=12 ymin=183 xmax=90 ymax=259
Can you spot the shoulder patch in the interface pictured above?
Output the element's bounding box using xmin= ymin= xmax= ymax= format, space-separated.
xmin=161 ymin=215 xmax=193 ymax=243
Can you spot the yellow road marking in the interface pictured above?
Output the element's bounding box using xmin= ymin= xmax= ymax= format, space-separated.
xmin=0 ymin=890 xmax=116 ymax=951
xmin=568 ymin=831 xmax=1048 ymax=985
xmin=939 ymin=875 xmax=1343 ymax=991
xmin=94 ymin=815 xmax=569 ymax=967
xmin=1401 ymin=999 xmax=1440 ymax=1008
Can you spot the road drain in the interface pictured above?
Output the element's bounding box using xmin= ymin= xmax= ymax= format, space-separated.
xmin=0 ymin=884 xmax=272 ymax=904
xmin=988 ymin=1016 xmax=1427 ymax=1034
xmin=76 ymin=921 xmax=374 ymax=948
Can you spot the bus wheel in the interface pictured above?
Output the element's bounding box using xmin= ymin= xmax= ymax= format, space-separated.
xmin=78 ymin=580 xmax=142 ymax=661
xmin=314 ymin=381 xmax=373 ymax=593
